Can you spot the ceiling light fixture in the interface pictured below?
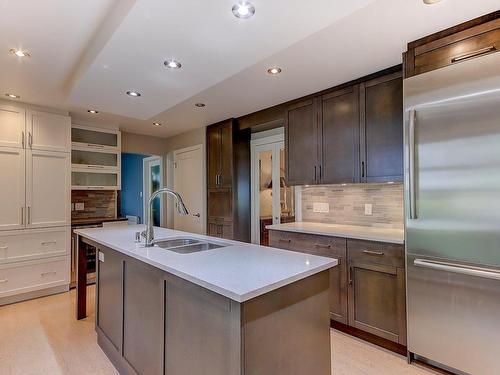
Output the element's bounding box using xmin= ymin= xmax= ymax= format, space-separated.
xmin=423 ymin=0 xmax=442 ymax=4
xmin=9 ymin=49 xmax=30 ymax=58
xmin=126 ymin=90 xmax=141 ymax=97
xmin=232 ymin=2 xmax=255 ymax=19
xmin=153 ymin=122 xmax=162 ymax=126
xmin=164 ymin=59 xmax=182 ymax=69
xmin=195 ymin=103 xmax=206 ymax=108
xmin=267 ymin=67 xmax=282 ymax=75
xmin=5 ymin=93 xmax=20 ymax=99
xmin=87 ymin=110 xmax=99 ymax=114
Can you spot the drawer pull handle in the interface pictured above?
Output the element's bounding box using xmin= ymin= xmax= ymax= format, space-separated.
xmin=41 ymin=271 xmax=57 ymax=277
xmin=0 ymin=246 xmax=8 ymax=250
xmin=86 ymin=165 xmax=105 ymax=169
xmin=279 ymin=239 xmax=291 ymax=243
xmin=451 ymin=46 xmax=496 ymax=63
xmin=314 ymin=244 xmax=331 ymax=249
xmin=362 ymin=250 xmax=384 ymax=256
xmin=41 ymin=241 xmax=57 ymax=246
xmin=0 ymin=279 xmax=8 ymax=283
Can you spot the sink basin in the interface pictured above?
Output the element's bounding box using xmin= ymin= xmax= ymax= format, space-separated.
xmin=153 ymin=237 xmax=226 ymax=254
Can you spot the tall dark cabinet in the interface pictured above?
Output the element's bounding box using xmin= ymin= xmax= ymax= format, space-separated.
xmin=285 ymin=68 xmax=403 ymax=186
xmin=206 ymin=119 xmax=250 ymax=242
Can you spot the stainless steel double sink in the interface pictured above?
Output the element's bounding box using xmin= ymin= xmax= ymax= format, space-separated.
xmin=153 ymin=237 xmax=226 ymax=254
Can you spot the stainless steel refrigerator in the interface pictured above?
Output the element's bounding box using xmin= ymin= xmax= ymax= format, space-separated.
xmin=404 ymin=51 xmax=500 ymax=374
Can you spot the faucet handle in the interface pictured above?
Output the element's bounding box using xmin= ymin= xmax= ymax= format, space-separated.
xmin=135 ymin=231 xmax=142 ymax=243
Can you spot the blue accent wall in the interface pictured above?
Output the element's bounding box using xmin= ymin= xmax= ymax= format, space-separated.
xmin=121 ymin=153 xmax=147 ymax=223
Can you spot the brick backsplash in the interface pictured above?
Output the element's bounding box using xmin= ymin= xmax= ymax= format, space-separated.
xmin=301 ymin=183 xmax=403 ymax=229
xmin=71 ymin=190 xmax=117 ymax=220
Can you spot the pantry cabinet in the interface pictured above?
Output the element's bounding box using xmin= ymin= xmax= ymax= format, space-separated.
xmin=27 ymin=110 xmax=71 ymax=152
xmin=0 ymin=147 xmax=25 ymax=230
xmin=0 ymin=103 xmax=25 ymax=149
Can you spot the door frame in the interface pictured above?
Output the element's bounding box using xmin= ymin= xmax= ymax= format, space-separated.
xmin=143 ymin=155 xmax=164 ymax=227
xmin=172 ymin=144 xmax=206 ymax=234
xmin=250 ymin=129 xmax=285 ymax=244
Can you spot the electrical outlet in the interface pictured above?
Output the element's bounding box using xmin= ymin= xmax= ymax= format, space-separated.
xmin=313 ymin=202 xmax=330 ymax=213
xmin=75 ymin=203 xmax=85 ymax=211
xmin=364 ymin=203 xmax=373 ymax=216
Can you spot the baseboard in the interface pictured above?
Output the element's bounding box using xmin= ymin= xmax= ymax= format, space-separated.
xmin=331 ymin=320 xmax=407 ymax=356
xmin=97 ymin=327 xmax=137 ymax=375
xmin=0 ymin=284 xmax=69 ymax=307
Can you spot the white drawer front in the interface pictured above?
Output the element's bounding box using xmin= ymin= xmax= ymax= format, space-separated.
xmin=0 ymin=256 xmax=69 ymax=297
xmin=0 ymin=228 xmax=69 ymax=264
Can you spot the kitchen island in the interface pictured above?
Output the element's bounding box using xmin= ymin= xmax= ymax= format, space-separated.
xmin=75 ymin=225 xmax=337 ymax=375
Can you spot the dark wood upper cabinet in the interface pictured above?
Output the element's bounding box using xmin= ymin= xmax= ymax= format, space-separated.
xmin=207 ymin=121 xmax=233 ymax=189
xmin=320 ymin=86 xmax=360 ymax=184
xmin=404 ymin=11 xmax=500 ymax=78
xmin=285 ymin=99 xmax=318 ymax=186
xmin=360 ymin=72 xmax=403 ymax=183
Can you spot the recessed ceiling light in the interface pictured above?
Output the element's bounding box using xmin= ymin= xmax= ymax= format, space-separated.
xmin=164 ymin=59 xmax=182 ymax=69
xmin=9 ymin=49 xmax=30 ymax=58
xmin=153 ymin=122 xmax=162 ymax=126
xmin=423 ymin=0 xmax=442 ymax=4
xmin=267 ymin=67 xmax=282 ymax=75
xmin=195 ymin=103 xmax=206 ymax=108
xmin=126 ymin=90 xmax=141 ymax=97
xmin=232 ymin=2 xmax=255 ymax=19
xmin=87 ymin=110 xmax=99 ymax=114
xmin=5 ymin=93 xmax=20 ymax=99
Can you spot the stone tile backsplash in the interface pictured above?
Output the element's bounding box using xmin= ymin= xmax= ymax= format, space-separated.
xmin=301 ymin=183 xmax=404 ymax=229
xmin=71 ymin=190 xmax=117 ymax=220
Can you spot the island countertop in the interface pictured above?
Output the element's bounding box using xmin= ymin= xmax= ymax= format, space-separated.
xmin=266 ymin=222 xmax=404 ymax=244
xmin=75 ymin=225 xmax=337 ymax=303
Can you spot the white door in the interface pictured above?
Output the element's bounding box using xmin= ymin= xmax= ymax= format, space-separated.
xmin=143 ymin=156 xmax=164 ymax=227
xmin=173 ymin=145 xmax=204 ymax=234
xmin=251 ymin=131 xmax=295 ymax=244
xmin=0 ymin=147 xmax=25 ymax=230
xmin=0 ymin=103 xmax=25 ymax=149
xmin=26 ymin=150 xmax=70 ymax=228
xmin=27 ymin=110 xmax=71 ymax=152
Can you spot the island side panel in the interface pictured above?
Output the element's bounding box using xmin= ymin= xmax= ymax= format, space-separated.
xmin=164 ymin=274 xmax=242 ymax=375
xmin=242 ymin=270 xmax=331 ymax=375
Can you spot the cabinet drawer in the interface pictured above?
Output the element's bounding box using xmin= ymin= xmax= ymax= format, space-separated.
xmin=0 ymin=228 xmax=70 ymax=264
xmin=269 ymin=230 xmax=346 ymax=258
xmin=347 ymin=239 xmax=404 ymax=268
xmin=0 ymin=256 xmax=69 ymax=298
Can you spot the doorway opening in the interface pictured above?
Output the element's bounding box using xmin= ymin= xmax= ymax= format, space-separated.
xmin=143 ymin=155 xmax=164 ymax=227
xmin=251 ymin=129 xmax=295 ymax=245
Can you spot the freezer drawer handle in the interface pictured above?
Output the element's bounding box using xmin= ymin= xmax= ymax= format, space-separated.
xmin=414 ymin=259 xmax=500 ymax=281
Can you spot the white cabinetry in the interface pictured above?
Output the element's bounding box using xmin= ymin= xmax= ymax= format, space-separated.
xmin=0 ymin=101 xmax=71 ymax=305
xmin=71 ymin=125 xmax=121 ymax=190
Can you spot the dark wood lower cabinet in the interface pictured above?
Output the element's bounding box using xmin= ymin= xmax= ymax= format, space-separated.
xmin=269 ymin=230 xmax=406 ymax=347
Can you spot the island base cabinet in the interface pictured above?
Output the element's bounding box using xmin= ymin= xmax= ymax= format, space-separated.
xmin=94 ymin=244 xmax=332 ymax=375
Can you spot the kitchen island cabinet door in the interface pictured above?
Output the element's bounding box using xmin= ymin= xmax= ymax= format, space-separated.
xmin=123 ymin=259 xmax=165 ymax=375
xmin=285 ymin=98 xmax=319 ymax=186
xmin=96 ymin=247 xmax=123 ymax=354
xmin=347 ymin=261 xmax=406 ymax=345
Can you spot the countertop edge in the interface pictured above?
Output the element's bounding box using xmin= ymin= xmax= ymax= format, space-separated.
xmin=75 ymin=230 xmax=338 ymax=303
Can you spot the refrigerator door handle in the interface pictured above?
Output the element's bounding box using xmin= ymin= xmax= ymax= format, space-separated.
xmin=408 ymin=109 xmax=417 ymax=219
xmin=414 ymin=258 xmax=500 ymax=281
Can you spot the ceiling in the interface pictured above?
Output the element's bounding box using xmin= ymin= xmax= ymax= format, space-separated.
xmin=1 ymin=0 xmax=498 ymax=138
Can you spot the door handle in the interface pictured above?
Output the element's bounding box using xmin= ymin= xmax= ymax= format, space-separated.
xmin=27 ymin=206 xmax=31 ymax=225
xmin=451 ymin=46 xmax=496 ymax=63
xmin=22 ymin=131 xmax=25 ymax=148
xmin=28 ymin=132 xmax=32 ymax=148
xmin=314 ymin=243 xmax=331 ymax=249
xmin=279 ymin=238 xmax=291 ymax=243
xmin=319 ymin=165 xmax=322 ymax=181
xmin=314 ymin=165 xmax=317 ymax=182
xmin=362 ymin=250 xmax=384 ymax=256
xmin=414 ymin=259 xmax=500 ymax=281
xmin=408 ymin=109 xmax=417 ymax=219
xmin=361 ymin=161 xmax=365 ymax=178
xmin=21 ymin=207 xmax=24 ymax=226
xmin=348 ymin=266 xmax=353 ymax=286
xmin=192 ymin=213 xmax=201 ymax=218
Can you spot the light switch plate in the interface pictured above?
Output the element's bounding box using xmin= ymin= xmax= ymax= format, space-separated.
xmin=313 ymin=202 xmax=330 ymax=213
xmin=364 ymin=203 xmax=373 ymax=216
xmin=75 ymin=203 xmax=85 ymax=211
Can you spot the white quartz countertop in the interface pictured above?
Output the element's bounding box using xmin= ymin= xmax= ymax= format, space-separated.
xmin=75 ymin=225 xmax=337 ymax=303
xmin=266 ymin=222 xmax=404 ymax=244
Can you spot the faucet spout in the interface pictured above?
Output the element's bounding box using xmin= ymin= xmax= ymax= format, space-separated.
xmin=143 ymin=188 xmax=189 ymax=247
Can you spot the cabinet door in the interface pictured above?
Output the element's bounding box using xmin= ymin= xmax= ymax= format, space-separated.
xmin=0 ymin=104 xmax=25 ymax=149
xmin=348 ymin=262 xmax=406 ymax=345
xmin=208 ymin=221 xmax=220 ymax=237
xmin=123 ymin=258 xmax=164 ymax=375
xmin=27 ymin=110 xmax=71 ymax=152
xmin=330 ymin=257 xmax=348 ymax=324
xmin=0 ymin=147 xmax=25 ymax=230
xmin=360 ymin=73 xmax=403 ymax=182
xmin=320 ymin=86 xmax=360 ymax=184
xmin=207 ymin=125 xmax=221 ymax=189
xmin=219 ymin=121 xmax=233 ymax=188
xmin=97 ymin=247 xmax=123 ymax=353
xmin=285 ymin=99 xmax=318 ymax=185
xmin=26 ymin=150 xmax=70 ymax=228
